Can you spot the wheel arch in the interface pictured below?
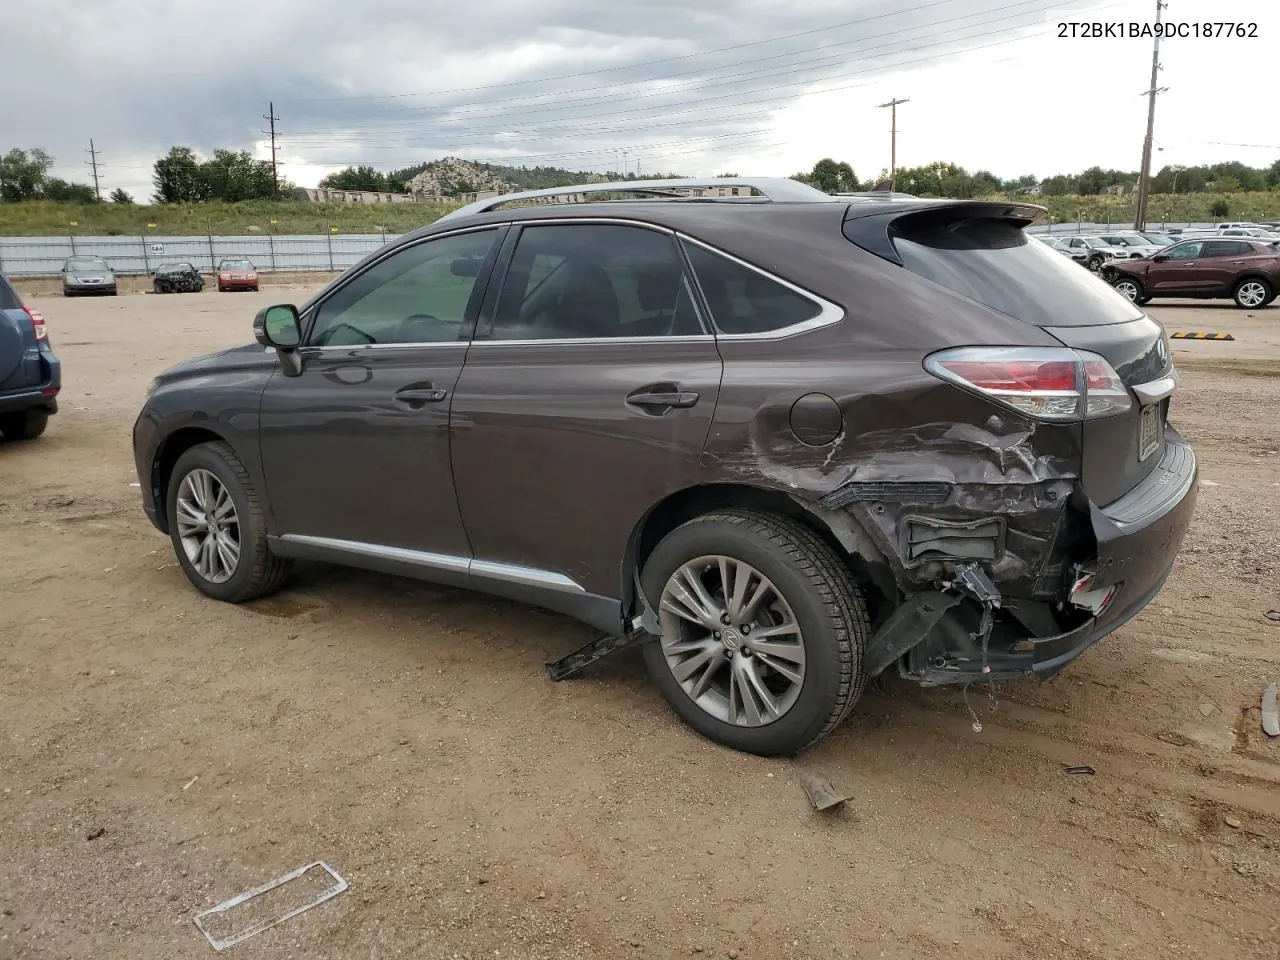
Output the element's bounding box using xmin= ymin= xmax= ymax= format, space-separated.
xmin=621 ymin=483 xmax=897 ymax=629
xmin=149 ymin=425 xmax=232 ymax=533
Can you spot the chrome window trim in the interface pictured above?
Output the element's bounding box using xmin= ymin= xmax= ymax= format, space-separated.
xmin=303 ymin=341 xmax=471 ymax=353
xmin=469 ymin=335 xmax=716 ymax=348
xmin=278 ymin=534 xmax=585 ymax=593
xmin=676 ymin=233 xmax=846 ymax=341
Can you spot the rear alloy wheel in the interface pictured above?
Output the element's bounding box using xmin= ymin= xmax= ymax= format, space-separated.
xmin=1112 ymin=278 xmax=1144 ymax=303
xmin=0 ymin=409 xmax=49 ymax=441
xmin=1233 ymin=278 xmax=1271 ymax=309
xmin=641 ymin=510 xmax=869 ymax=756
xmin=166 ymin=441 xmax=291 ymax=602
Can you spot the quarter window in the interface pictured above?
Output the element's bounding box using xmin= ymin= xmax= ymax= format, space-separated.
xmin=309 ymin=229 xmax=497 ymax=346
xmin=488 ymin=224 xmax=702 ymax=340
xmin=683 ymin=242 xmax=822 ymax=335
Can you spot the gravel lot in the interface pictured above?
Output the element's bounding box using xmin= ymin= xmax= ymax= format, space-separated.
xmin=2 ymin=288 xmax=1278 ymax=960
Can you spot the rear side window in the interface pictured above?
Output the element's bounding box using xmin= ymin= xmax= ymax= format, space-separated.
xmin=878 ymin=217 xmax=1141 ymax=327
xmin=1202 ymin=240 xmax=1252 ymax=257
xmin=682 ymin=243 xmax=821 ymax=335
xmin=0 ymin=276 xmax=22 ymax=310
xmin=489 ymin=224 xmax=702 ymax=341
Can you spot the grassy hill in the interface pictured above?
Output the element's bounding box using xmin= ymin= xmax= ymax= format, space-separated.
xmin=2 ymin=190 xmax=1279 ymax=237
xmin=0 ymin=199 xmax=461 ymax=237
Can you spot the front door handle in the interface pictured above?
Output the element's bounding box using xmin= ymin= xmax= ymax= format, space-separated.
xmin=626 ymin=390 xmax=699 ymax=410
xmin=395 ymin=384 xmax=449 ymax=405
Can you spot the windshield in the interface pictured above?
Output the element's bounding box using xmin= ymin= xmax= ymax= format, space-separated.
xmin=68 ymin=258 xmax=108 ymax=271
xmin=884 ymin=216 xmax=1143 ymax=327
xmin=220 ymin=260 xmax=254 ymax=270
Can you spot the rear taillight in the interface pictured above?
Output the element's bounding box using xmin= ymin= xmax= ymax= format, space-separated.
xmin=23 ymin=306 xmax=47 ymax=341
xmin=924 ymin=346 xmax=1134 ymax=422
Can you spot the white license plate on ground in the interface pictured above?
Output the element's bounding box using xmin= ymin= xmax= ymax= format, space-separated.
xmin=1139 ymin=403 xmax=1161 ymax=461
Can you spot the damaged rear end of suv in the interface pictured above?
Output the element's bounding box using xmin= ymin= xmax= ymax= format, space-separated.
xmin=818 ymin=201 xmax=1196 ymax=692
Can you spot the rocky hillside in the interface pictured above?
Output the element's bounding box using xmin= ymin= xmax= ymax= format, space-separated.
xmin=402 ymin=158 xmax=518 ymax=196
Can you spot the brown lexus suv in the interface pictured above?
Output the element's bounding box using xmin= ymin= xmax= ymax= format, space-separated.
xmin=133 ymin=178 xmax=1198 ymax=756
xmin=1102 ymin=235 xmax=1280 ymax=308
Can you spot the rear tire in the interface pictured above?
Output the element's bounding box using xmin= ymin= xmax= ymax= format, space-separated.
xmin=0 ymin=409 xmax=49 ymax=440
xmin=640 ymin=509 xmax=869 ymax=756
xmin=1233 ymin=278 xmax=1271 ymax=309
xmin=165 ymin=441 xmax=291 ymax=603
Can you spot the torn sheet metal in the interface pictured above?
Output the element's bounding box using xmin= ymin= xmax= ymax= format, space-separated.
xmin=192 ymin=861 xmax=348 ymax=951
xmin=798 ymin=769 xmax=849 ymax=811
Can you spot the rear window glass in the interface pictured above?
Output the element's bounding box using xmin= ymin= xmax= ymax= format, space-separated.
xmin=0 ymin=275 xmax=21 ymax=310
xmin=683 ymin=242 xmax=821 ymax=334
xmin=883 ymin=217 xmax=1142 ymax=327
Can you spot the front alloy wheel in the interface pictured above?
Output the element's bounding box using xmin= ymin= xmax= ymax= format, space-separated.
xmin=175 ymin=468 xmax=240 ymax=583
xmin=659 ymin=556 xmax=807 ymax=727
xmin=1113 ymin=278 xmax=1142 ymax=302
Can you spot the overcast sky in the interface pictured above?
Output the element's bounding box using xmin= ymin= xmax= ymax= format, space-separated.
xmin=2 ymin=0 xmax=1276 ymax=200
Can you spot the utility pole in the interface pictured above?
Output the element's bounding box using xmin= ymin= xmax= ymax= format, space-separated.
xmin=85 ymin=139 xmax=102 ymax=200
xmin=1133 ymin=0 xmax=1168 ymax=230
xmin=877 ymin=97 xmax=910 ymax=192
xmin=262 ymin=102 xmax=281 ymax=199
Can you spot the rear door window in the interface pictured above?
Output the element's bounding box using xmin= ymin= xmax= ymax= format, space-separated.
xmin=1201 ymin=240 xmax=1252 ymax=258
xmin=870 ymin=215 xmax=1141 ymax=327
xmin=488 ymin=223 xmax=703 ymax=341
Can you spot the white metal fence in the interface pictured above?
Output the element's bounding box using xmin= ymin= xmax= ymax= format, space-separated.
xmin=0 ymin=233 xmax=402 ymax=278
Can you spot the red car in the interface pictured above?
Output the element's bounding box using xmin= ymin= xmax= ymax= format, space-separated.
xmin=1102 ymin=237 xmax=1279 ymax=308
xmin=216 ymin=258 xmax=260 ymax=292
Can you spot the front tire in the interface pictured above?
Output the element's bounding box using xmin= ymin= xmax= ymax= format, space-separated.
xmin=1088 ymin=256 xmax=1105 ymax=273
xmin=0 ymin=409 xmax=49 ymax=440
xmin=1112 ymin=277 xmax=1145 ymax=304
xmin=1233 ymin=278 xmax=1271 ymax=309
xmin=166 ymin=441 xmax=291 ymax=602
xmin=640 ymin=510 xmax=869 ymax=756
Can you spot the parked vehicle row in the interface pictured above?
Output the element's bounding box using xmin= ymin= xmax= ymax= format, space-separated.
xmin=133 ymin=177 xmax=1197 ymax=755
xmin=55 ymin=257 xmax=262 ymax=295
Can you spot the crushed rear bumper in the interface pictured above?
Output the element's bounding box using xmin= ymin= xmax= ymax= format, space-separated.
xmin=1026 ymin=430 xmax=1197 ymax=676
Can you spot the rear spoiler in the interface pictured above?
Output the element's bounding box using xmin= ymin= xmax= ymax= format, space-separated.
xmin=842 ymin=200 xmax=1047 ymax=266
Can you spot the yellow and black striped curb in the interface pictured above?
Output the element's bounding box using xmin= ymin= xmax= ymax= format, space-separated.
xmin=1169 ymin=332 xmax=1235 ymax=340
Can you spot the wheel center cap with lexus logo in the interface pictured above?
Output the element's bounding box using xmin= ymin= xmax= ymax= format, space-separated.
xmin=721 ymin=628 xmax=743 ymax=649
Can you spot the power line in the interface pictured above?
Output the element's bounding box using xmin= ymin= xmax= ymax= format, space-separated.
xmin=284 ymin=0 xmax=968 ymax=104
xmin=284 ymin=0 xmax=1109 ymax=142
xmin=294 ymin=0 xmax=1075 ymax=125
xmin=85 ymin=139 xmax=102 ymax=200
xmin=283 ymin=25 xmax=1075 ymax=151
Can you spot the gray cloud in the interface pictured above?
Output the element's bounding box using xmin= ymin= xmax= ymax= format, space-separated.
xmin=2 ymin=0 xmax=1082 ymax=195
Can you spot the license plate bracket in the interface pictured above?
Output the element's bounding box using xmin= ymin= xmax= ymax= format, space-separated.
xmin=1138 ymin=403 xmax=1161 ymax=461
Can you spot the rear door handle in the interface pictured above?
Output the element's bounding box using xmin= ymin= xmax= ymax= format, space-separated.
xmin=395 ymin=384 xmax=449 ymax=405
xmin=626 ymin=390 xmax=699 ymax=410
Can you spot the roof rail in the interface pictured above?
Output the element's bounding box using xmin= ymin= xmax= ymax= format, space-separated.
xmin=435 ymin=177 xmax=837 ymax=222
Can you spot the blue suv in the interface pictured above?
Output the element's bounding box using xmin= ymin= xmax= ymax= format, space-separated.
xmin=0 ymin=274 xmax=61 ymax=440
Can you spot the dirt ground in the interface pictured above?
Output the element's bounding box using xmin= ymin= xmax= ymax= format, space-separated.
xmin=1 ymin=288 xmax=1278 ymax=960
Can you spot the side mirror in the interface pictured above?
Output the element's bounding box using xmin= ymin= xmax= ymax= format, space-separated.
xmin=1152 ymin=254 xmax=1169 ymax=262
xmin=254 ymin=304 xmax=302 ymax=349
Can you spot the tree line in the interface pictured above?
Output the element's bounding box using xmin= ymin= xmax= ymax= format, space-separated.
xmin=793 ymin=157 xmax=1280 ymax=197
xmin=4 ymin=144 xmax=1279 ymax=206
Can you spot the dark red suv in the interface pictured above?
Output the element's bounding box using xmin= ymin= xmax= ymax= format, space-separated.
xmin=133 ymin=179 xmax=1198 ymax=756
xmin=1102 ymin=236 xmax=1280 ymax=308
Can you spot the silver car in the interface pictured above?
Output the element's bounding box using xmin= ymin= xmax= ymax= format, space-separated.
xmin=61 ymin=257 xmax=117 ymax=296
xmin=1055 ymin=235 xmax=1134 ymax=273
